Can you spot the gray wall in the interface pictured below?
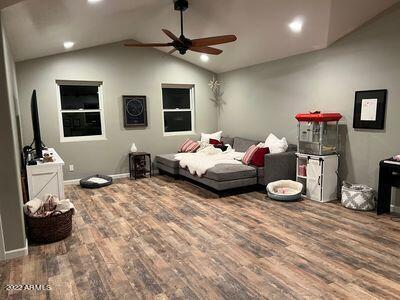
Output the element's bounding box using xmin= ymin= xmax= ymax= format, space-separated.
xmin=219 ymin=5 xmax=400 ymax=194
xmin=17 ymin=43 xmax=217 ymax=180
xmin=0 ymin=14 xmax=26 ymax=252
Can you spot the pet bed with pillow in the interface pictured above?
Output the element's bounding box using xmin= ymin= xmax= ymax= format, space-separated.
xmin=266 ymin=180 xmax=303 ymax=201
xmin=80 ymin=174 xmax=113 ymax=189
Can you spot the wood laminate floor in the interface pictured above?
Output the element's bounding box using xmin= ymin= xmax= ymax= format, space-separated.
xmin=1 ymin=176 xmax=400 ymax=299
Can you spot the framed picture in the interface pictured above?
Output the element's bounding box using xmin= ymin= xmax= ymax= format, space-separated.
xmin=353 ymin=89 xmax=387 ymax=129
xmin=123 ymin=95 xmax=147 ymax=127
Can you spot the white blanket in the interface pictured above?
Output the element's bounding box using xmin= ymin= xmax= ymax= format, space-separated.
xmin=174 ymin=145 xmax=245 ymax=177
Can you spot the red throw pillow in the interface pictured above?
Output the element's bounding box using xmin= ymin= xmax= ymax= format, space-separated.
xmin=209 ymin=138 xmax=224 ymax=145
xmin=214 ymin=144 xmax=228 ymax=151
xmin=242 ymin=145 xmax=259 ymax=165
xmin=251 ymin=147 xmax=270 ymax=167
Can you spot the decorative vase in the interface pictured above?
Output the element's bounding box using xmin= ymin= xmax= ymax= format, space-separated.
xmin=130 ymin=143 xmax=138 ymax=153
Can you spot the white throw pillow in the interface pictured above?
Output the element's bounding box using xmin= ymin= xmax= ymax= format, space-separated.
xmin=265 ymin=133 xmax=288 ymax=154
xmin=257 ymin=142 xmax=265 ymax=148
xmin=200 ymin=131 xmax=223 ymax=143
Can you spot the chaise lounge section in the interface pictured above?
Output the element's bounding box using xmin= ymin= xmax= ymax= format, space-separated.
xmin=155 ymin=137 xmax=296 ymax=192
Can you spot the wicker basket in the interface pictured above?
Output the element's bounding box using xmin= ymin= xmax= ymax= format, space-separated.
xmin=25 ymin=209 xmax=73 ymax=244
xmin=341 ymin=181 xmax=375 ymax=211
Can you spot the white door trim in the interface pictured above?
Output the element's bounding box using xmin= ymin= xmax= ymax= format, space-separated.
xmin=0 ymin=213 xmax=6 ymax=261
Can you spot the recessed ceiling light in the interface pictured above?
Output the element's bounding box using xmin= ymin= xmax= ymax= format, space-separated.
xmin=88 ymin=0 xmax=102 ymax=3
xmin=63 ymin=41 xmax=74 ymax=49
xmin=200 ymin=54 xmax=209 ymax=62
xmin=288 ymin=19 xmax=303 ymax=33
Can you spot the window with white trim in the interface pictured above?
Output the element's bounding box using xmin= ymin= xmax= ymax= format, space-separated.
xmin=162 ymin=84 xmax=195 ymax=135
xmin=56 ymin=80 xmax=106 ymax=142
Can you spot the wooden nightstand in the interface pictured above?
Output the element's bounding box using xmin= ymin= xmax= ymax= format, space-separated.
xmin=129 ymin=152 xmax=151 ymax=179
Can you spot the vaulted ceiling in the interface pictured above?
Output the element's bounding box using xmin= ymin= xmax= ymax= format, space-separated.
xmin=0 ymin=0 xmax=23 ymax=9
xmin=2 ymin=0 xmax=398 ymax=73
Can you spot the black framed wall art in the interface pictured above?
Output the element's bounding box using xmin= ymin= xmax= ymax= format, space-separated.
xmin=123 ymin=95 xmax=147 ymax=127
xmin=353 ymin=89 xmax=387 ymax=130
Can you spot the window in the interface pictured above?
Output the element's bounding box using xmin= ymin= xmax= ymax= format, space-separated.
xmin=162 ymin=84 xmax=195 ymax=135
xmin=56 ymin=80 xmax=106 ymax=142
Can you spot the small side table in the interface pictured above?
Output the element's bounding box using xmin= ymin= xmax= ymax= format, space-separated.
xmin=129 ymin=152 xmax=152 ymax=179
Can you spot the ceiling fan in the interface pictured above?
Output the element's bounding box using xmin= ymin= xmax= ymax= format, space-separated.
xmin=124 ymin=0 xmax=237 ymax=55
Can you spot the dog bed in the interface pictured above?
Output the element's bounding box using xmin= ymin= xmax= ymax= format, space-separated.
xmin=80 ymin=174 xmax=113 ymax=189
xmin=266 ymin=180 xmax=303 ymax=201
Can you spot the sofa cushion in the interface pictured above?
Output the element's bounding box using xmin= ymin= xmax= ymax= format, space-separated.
xmin=179 ymin=168 xmax=257 ymax=191
xmin=157 ymin=163 xmax=180 ymax=175
xmin=257 ymin=166 xmax=264 ymax=177
xmin=256 ymin=167 xmax=264 ymax=185
xmin=221 ymin=136 xmax=234 ymax=146
xmin=233 ymin=137 xmax=259 ymax=152
xmin=155 ymin=154 xmax=179 ymax=169
xmin=203 ymin=163 xmax=256 ymax=182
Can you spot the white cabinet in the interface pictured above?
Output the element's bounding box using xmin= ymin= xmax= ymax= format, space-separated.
xmin=296 ymin=153 xmax=338 ymax=202
xmin=306 ymin=158 xmax=322 ymax=201
xmin=26 ymin=148 xmax=65 ymax=201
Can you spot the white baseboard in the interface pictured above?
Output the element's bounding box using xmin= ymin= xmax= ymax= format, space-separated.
xmin=64 ymin=173 xmax=130 ymax=185
xmin=391 ymin=204 xmax=400 ymax=214
xmin=111 ymin=173 xmax=130 ymax=180
xmin=4 ymin=238 xmax=28 ymax=260
xmin=63 ymin=179 xmax=80 ymax=185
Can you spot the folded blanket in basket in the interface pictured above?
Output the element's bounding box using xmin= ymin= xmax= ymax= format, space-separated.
xmin=23 ymin=197 xmax=42 ymax=215
xmin=55 ymin=199 xmax=75 ymax=214
xmin=23 ymin=194 xmax=76 ymax=218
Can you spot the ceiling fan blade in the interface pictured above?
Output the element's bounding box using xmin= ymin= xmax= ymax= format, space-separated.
xmin=190 ymin=46 xmax=223 ymax=55
xmin=168 ymin=48 xmax=177 ymax=54
xmin=191 ymin=35 xmax=237 ymax=47
xmin=162 ymin=29 xmax=180 ymax=42
xmin=124 ymin=42 xmax=173 ymax=47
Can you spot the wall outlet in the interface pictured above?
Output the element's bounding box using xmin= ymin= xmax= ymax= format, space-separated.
xmin=69 ymin=165 xmax=74 ymax=172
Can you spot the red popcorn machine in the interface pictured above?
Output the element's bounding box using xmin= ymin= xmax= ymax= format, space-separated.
xmin=295 ymin=112 xmax=342 ymax=156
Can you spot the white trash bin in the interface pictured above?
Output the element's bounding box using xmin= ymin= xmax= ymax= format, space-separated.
xmin=341 ymin=181 xmax=375 ymax=211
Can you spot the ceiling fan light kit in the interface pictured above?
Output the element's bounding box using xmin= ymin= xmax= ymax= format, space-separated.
xmin=174 ymin=0 xmax=189 ymax=12
xmin=124 ymin=0 xmax=237 ymax=56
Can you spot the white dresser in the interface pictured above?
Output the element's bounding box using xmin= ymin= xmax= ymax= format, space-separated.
xmin=26 ymin=148 xmax=65 ymax=201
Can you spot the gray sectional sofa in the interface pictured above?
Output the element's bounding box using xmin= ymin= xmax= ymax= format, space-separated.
xmin=155 ymin=137 xmax=296 ymax=192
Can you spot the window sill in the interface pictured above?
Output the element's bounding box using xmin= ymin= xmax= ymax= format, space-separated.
xmin=163 ymin=131 xmax=196 ymax=137
xmin=60 ymin=135 xmax=107 ymax=143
